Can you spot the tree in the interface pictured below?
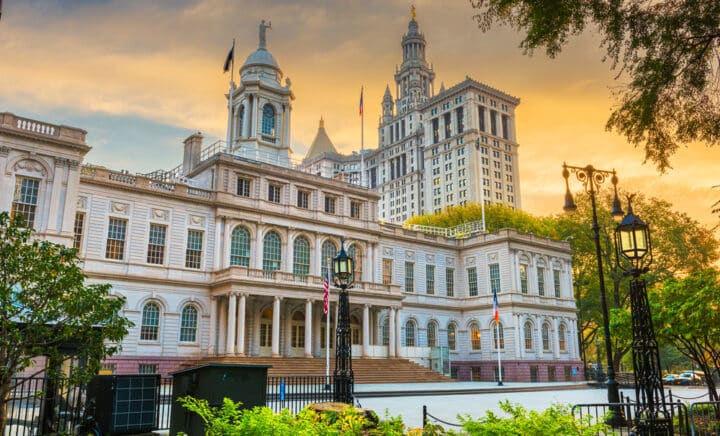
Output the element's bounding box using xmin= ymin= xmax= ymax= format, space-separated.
xmin=652 ymin=270 xmax=720 ymax=401
xmin=0 ymin=212 xmax=132 ymax=432
xmin=468 ymin=0 xmax=720 ymax=172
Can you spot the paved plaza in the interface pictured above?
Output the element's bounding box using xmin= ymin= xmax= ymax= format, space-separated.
xmin=356 ymin=382 xmax=708 ymax=429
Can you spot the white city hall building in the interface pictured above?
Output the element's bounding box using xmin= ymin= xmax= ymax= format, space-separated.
xmin=0 ymin=15 xmax=581 ymax=383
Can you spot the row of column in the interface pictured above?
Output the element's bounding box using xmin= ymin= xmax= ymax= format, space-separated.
xmin=211 ymin=293 xmax=402 ymax=358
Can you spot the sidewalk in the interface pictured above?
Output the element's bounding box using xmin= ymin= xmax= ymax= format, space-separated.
xmin=354 ymin=381 xmax=590 ymax=398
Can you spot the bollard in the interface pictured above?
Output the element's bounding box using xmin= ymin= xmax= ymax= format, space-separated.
xmin=423 ymin=405 xmax=428 ymax=428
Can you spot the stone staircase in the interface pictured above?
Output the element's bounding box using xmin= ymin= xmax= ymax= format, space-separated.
xmin=184 ymin=356 xmax=454 ymax=384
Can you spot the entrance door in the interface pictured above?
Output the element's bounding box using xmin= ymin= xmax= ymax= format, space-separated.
xmin=259 ymin=307 xmax=272 ymax=356
xmin=290 ymin=311 xmax=305 ymax=357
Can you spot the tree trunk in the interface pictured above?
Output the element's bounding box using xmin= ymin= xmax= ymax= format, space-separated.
xmin=0 ymin=378 xmax=10 ymax=435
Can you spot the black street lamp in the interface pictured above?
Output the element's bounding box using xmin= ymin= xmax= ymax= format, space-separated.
xmin=615 ymin=197 xmax=672 ymax=435
xmin=563 ymin=163 xmax=624 ymax=424
xmin=332 ymin=241 xmax=355 ymax=404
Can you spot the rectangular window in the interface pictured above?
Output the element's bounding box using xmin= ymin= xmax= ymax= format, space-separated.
xmin=297 ymin=190 xmax=309 ymax=209
xmin=490 ymin=109 xmax=498 ymax=136
xmin=471 ymin=367 xmax=481 ymax=381
xmin=324 ymin=195 xmax=336 ymax=214
xmin=99 ymin=363 xmax=116 ymax=375
xmin=237 ymin=177 xmax=251 ymax=197
xmin=444 ymin=113 xmax=452 ymax=139
xmin=426 ymin=265 xmax=435 ymax=295
xmin=405 ymin=262 xmax=414 ymax=293
xmin=11 ymin=176 xmax=40 ymax=228
xmin=537 ymin=266 xmax=545 ymax=296
xmin=73 ymin=212 xmax=85 ymax=251
xmin=432 ymin=118 xmax=439 ymax=143
xmin=501 ymin=114 xmax=510 ymax=140
xmin=478 ymin=106 xmax=486 ymax=132
xmin=382 ymin=259 xmax=393 ymax=285
xmin=185 ymin=230 xmax=203 ymax=269
xmin=105 ymin=218 xmax=127 ymax=260
xmin=138 ymin=364 xmax=158 ymax=375
xmin=146 ymin=224 xmax=167 ymax=264
xmin=490 ymin=263 xmax=501 ymax=294
xmin=446 ymin=268 xmax=454 ymax=297
xmin=456 ymin=107 xmax=464 ymax=134
xmin=554 ymin=269 xmax=561 ymax=297
xmin=350 ymin=200 xmax=361 ymax=219
xmin=520 ymin=264 xmax=528 ymax=294
xmin=268 ymin=184 xmax=281 ymax=203
xmin=467 ymin=267 xmax=478 ymax=296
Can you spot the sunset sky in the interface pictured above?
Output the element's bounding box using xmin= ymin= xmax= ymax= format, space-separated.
xmin=1 ymin=0 xmax=718 ymax=229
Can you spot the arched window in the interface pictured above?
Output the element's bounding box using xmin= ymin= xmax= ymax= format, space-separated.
xmin=262 ymin=104 xmax=276 ymax=136
xmin=524 ymin=321 xmax=533 ymax=350
xmin=262 ymin=231 xmax=281 ymax=272
xmin=140 ymin=302 xmax=160 ymax=341
xmin=293 ymin=237 xmax=310 ymax=276
xmin=559 ymin=324 xmax=567 ymax=351
xmin=447 ymin=323 xmax=457 ymax=351
xmin=230 ymin=227 xmax=250 ymax=267
xmin=348 ymin=244 xmax=363 ymax=281
xmin=405 ymin=320 xmax=416 ymax=347
xmin=180 ymin=305 xmax=198 ymax=342
xmin=321 ymin=240 xmax=337 ymax=278
xmin=470 ymin=322 xmax=481 ymax=350
xmin=493 ymin=322 xmax=504 ymax=349
xmin=542 ymin=323 xmax=551 ymax=351
xmin=427 ymin=321 xmax=437 ymax=347
xmin=381 ymin=317 xmax=389 ymax=346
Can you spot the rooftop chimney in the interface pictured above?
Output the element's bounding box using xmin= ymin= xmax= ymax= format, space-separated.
xmin=183 ymin=132 xmax=203 ymax=174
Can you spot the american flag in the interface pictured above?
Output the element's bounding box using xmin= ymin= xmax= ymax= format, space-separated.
xmin=493 ymin=287 xmax=499 ymax=322
xmin=323 ymin=270 xmax=329 ymax=314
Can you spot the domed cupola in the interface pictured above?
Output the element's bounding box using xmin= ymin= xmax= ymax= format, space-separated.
xmin=240 ymin=20 xmax=283 ymax=84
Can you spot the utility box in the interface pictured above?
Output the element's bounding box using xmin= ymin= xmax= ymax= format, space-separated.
xmin=86 ymin=374 xmax=160 ymax=435
xmin=169 ymin=363 xmax=271 ymax=436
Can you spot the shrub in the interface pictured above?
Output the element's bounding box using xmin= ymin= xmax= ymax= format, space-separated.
xmin=446 ymin=400 xmax=609 ymax=436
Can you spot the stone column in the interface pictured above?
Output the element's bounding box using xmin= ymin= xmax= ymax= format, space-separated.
xmin=208 ymin=296 xmax=218 ymax=355
xmin=46 ymin=159 xmax=64 ymax=233
xmin=553 ymin=317 xmax=561 ymax=359
xmin=226 ymin=293 xmax=237 ymax=355
xmin=395 ymin=307 xmax=402 ymax=357
xmin=388 ymin=307 xmax=396 ymax=358
xmin=362 ymin=304 xmax=370 ymax=357
xmin=272 ymin=296 xmax=281 ymax=357
xmin=514 ymin=314 xmax=521 ymax=359
xmin=255 ymin=225 xmax=264 ymax=270
xmin=237 ymin=294 xmax=246 ymax=356
xmin=535 ymin=316 xmax=543 ymax=359
xmin=61 ymin=161 xmax=81 ymax=236
xmin=304 ymin=299 xmax=313 ymax=357
xmin=218 ymin=298 xmax=227 ymax=354
xmin=242 ymin=98 xmax=250 ymax=138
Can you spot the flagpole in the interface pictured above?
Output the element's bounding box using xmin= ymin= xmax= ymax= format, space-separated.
xmin=360 ymin=86 xmax=365 ymax=188
xmin=496 ymin=320 xmax=503 ymax=386
xmin=226 ymin=39 xmax=235 ymax=153
xmin=325 ymin=258 xmax=331 ymax=390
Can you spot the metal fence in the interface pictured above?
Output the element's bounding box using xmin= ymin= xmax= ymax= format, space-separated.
xmin=4 ymin=376 xmax=84 ymax=436
xmin=266 ymin=375 xmax=335 ymax=414
xmin=572 ymin=399 xmax=690 ymax=435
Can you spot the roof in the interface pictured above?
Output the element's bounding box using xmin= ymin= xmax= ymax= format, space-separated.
xmin=305 ymin=117 xmax=339 ymax=159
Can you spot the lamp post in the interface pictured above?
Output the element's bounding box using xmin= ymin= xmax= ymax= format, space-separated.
xmin=332 ymin=241 xmax=355 ymax=404
xmin=615 ymin=197 xmax=671 ymax=435
xmin=563 ymin=163 xmax=624 ymax=423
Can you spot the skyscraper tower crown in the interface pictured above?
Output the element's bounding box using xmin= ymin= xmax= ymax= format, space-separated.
xmin=394 ymin=7 xmax=435 ymax=114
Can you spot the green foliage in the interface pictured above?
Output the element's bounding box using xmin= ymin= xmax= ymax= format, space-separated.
xmin=0 ymin=211 xmax=132 ymax=430
xmin=651 ymin=269 xmax=720 ymax=400
xmin=446 ymin=400 xmax=609 ymax=436
xmin=469 ymin=0 xmax=720 ymax=172
xmin=405 ymin=203 xmax=559 ymax=238
xmin=177 ymin=396 xmax=406 ymax=435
